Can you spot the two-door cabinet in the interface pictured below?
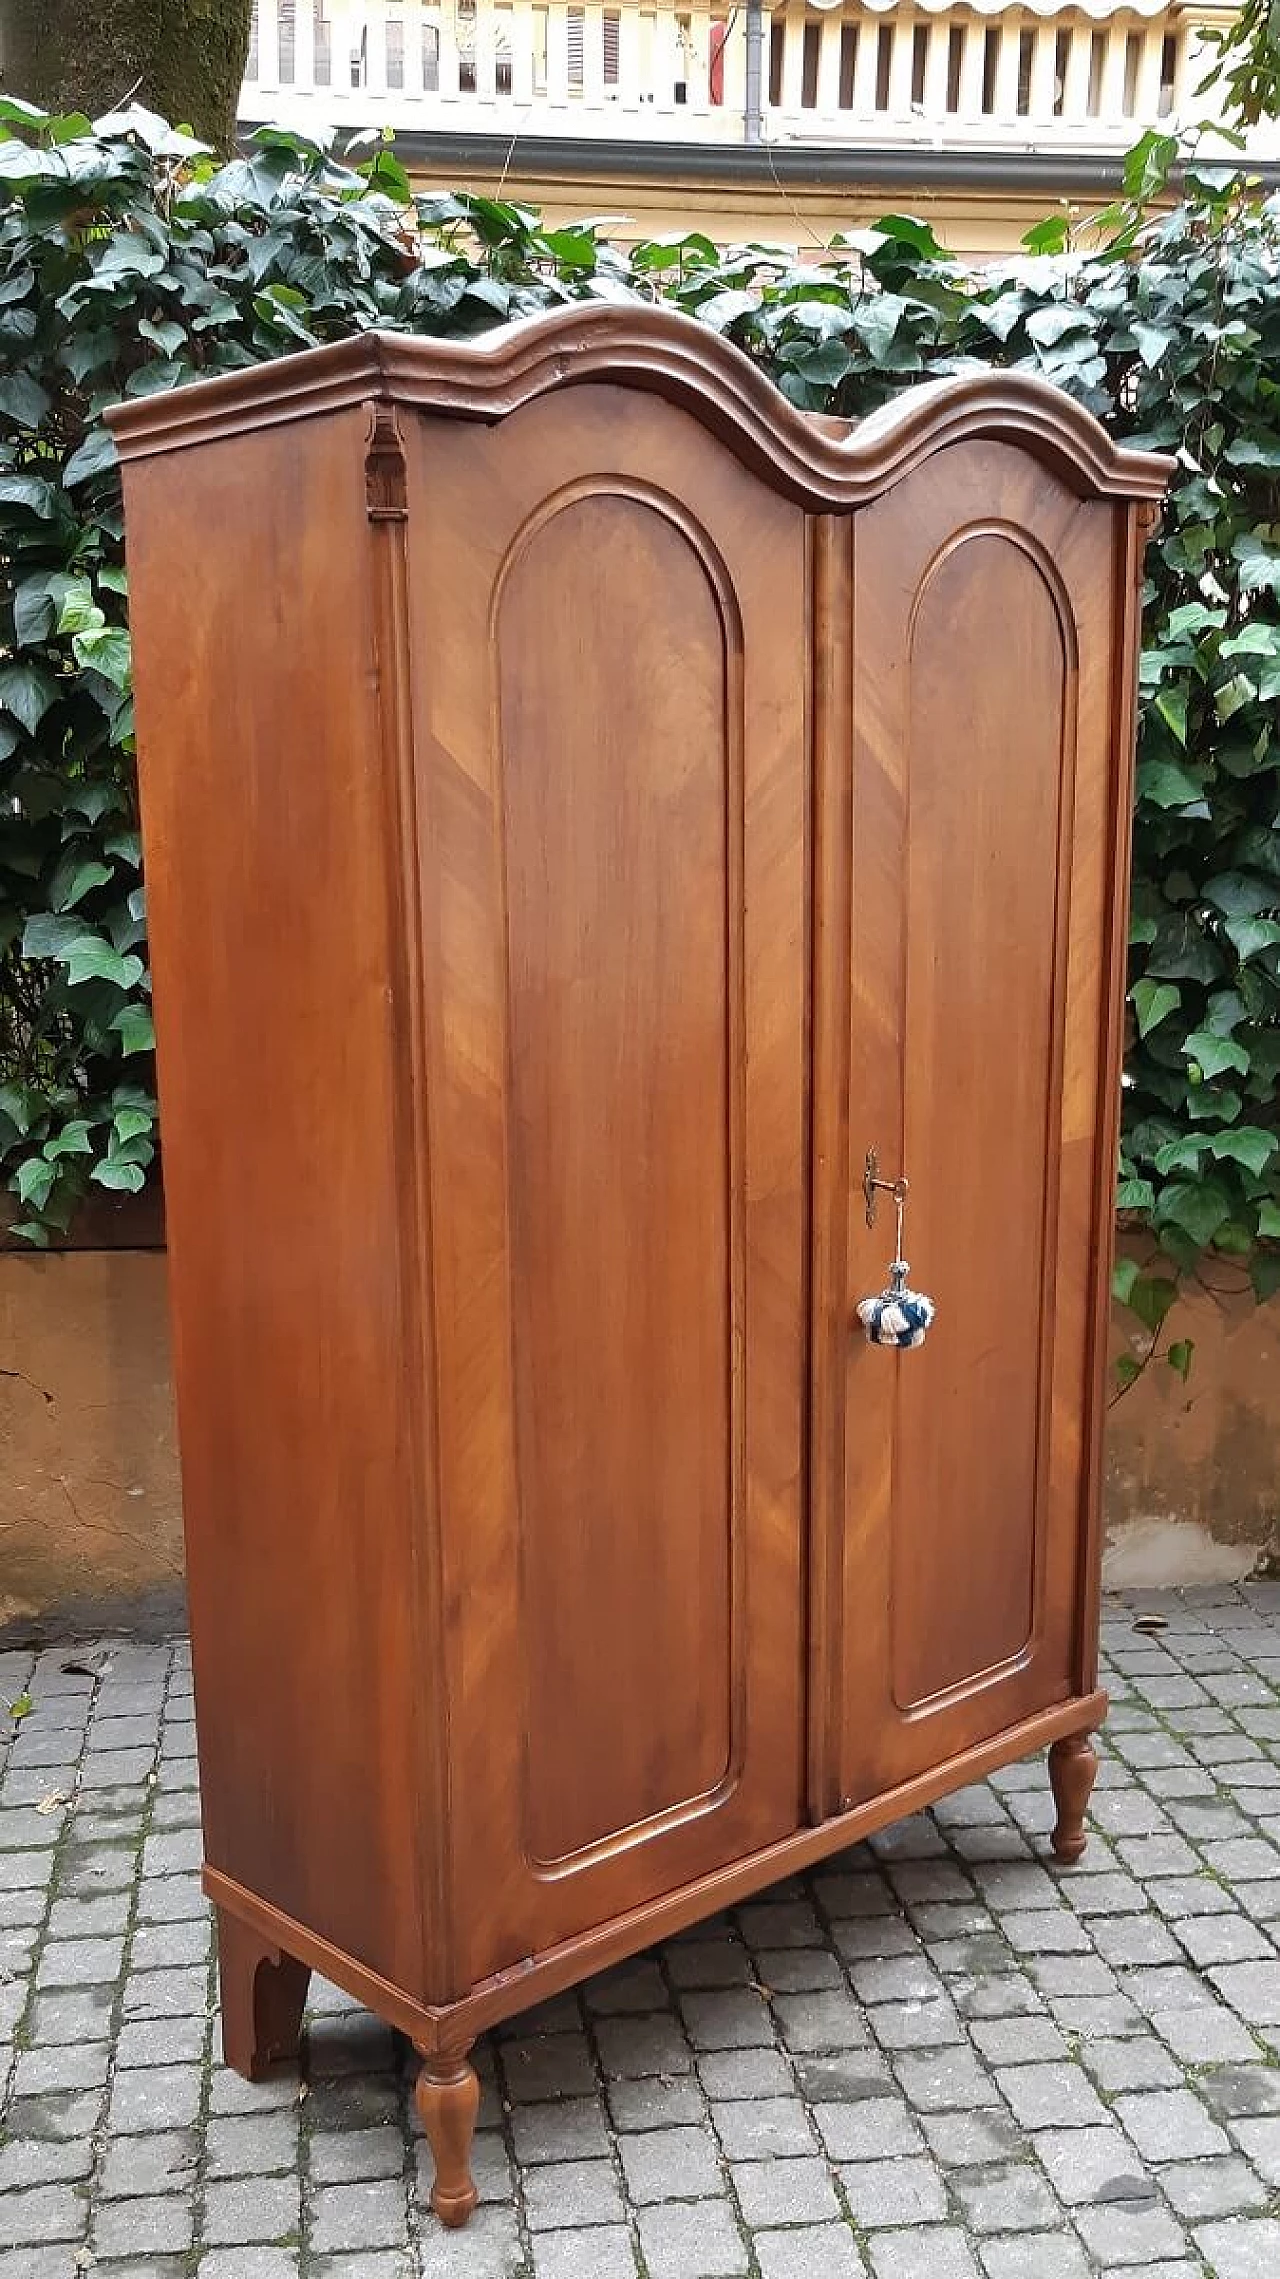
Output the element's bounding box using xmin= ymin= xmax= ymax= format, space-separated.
xmin=108 ymin=306 xmax=1170 ymax=2228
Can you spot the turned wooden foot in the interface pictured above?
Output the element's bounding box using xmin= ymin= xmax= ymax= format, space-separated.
xmin=415 ymin=2046 xmax=480 ymax=2228
xmin=216 ymin=1908 xmax=311 ymax=2081
xmin=1049 ymin=1731 xmax=1099 ymax=1865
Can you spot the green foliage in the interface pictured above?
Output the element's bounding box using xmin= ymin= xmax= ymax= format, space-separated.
xmin=0 ymin=104 xmax=1276 ymax=1336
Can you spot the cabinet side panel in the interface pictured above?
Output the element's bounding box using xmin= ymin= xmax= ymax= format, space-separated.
xmin=123 ymin=414 xmax=426 ymax=1995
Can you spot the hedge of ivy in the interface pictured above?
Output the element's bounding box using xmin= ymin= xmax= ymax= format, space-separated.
xmin=1 ymin=102 xmax=1277 ymax=1374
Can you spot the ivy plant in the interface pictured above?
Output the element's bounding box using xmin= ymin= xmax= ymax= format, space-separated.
xmin=0 ymin=103 xmax=1276 ymax=1383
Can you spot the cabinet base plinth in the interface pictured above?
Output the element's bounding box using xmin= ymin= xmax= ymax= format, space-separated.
xmin=216 ymin=1907 xmax=311 ymax=2082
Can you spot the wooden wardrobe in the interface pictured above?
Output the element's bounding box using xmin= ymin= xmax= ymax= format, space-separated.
xmin=109 ymin=306 xmax=1169 ymax=2227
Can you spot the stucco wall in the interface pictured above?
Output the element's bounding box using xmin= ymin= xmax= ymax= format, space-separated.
xmin=1 ymin=1248 xmax=183 ymax=1637
xmin=0 ymin=1243 xmax=1275 ymax=1638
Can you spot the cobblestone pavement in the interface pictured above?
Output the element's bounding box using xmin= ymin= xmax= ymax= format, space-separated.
xmin=3 ymin=1588 xmax=1280 ymax=2278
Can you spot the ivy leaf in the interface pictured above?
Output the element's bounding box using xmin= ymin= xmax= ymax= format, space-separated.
xmin=61 ymin=425 xmax=119 ymax=486
xmin=1112 ymin=1256 xmax=1142 ymax=1305
xmin=49 ymin=856 xmax=113 ymax=911
xmin=1157 ymin=1178 xmax=1234 ymax=1246
xmin=16 ymin=1157 xmax=55 ymax=1211
xmin=1132 ymin=323 xmax=1172 ymax=369
xmin=0 ymin=370 xmax=50 ymax=427
xmin=1225 ymin=916 xmax=1280 ymax=963
xmin=44 ymin=1120 xmax=93 ymax=1157
xmin=71 ymin=627 xmax=130 ymax=690
xmin=1184 ymin=1030 xmax=1251 ymax=1080
xmin=1166 ymin=1338 xmax=1194 ymax=1381
xmin=91 ymin=1159 xmax=147 ymax=1192
xmin=1131 ymin=979 xmax=1180 ymax=1036
xmin=1147 ymin=679 xmax=1184 ymax=742
xmin=112 ymin=1106 xmax=153 ymax=1143
xmin=110 ymin=1005 xmax=155 ymax=1055
xmin=1208 ymin=1127 xmax=1278 ymax=1177
xmin=0 ymin=472 xmax=59 ymax=517
xmin=0 ymin=663 xmax=58 ymax=735
xmin=12 ymin=575 xmax=55 ymax=647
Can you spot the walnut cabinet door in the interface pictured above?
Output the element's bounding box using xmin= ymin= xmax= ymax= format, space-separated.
xmin=811 ymin=441 xmax=1135 ymax=1814
xmin=404 ymin=386 xmax=810 ymax=1994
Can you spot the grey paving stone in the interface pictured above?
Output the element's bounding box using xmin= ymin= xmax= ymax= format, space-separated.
xmin=978 ymin=2238 xmax=1091 ymax=2279
xmin=813 ymin=2097 xmax=923 ymax=2161
xmin=501 ymin=2033 xmax=598 ymax=2102
xmin=0 ymin=2134 xmax=94 ymax=2189
xmin=1210 ymin=1963 xmax=1280 ymax=2024
xmin=1074 ymin=2200 xmax=1192 ymax=2266
xmin=528 ymin=2225 xmax=638 ymax=2278
xmin=730 ymin=2156 xmax=840 ymax=2227
xmin=840 ymin=2154 xmax=949 ymax=2228
xmin=952 ymin=2163 xmax=1060 ymax=2233
xmin=310 ymin=2122 xmax=404 ymax=2184
xmin=665 ymin=1940 xmax=753 ymax=1991
xmin=108 ymin=2065 xmax=203 ymax=2133
xmin=1158 ymin=2156 xmax=1270 ymax=2220
xmin=679 ymin=1989 xmax=775 ymax=2050
xmin=867 ymin=1996 xmax=964 ymax=2051
xmin=0 ymin=2258 xmax=109 ymax=2279
xmin=9 ymin=2040 xmax=110 ymax=2097
xmin=1200 ymin=2064 xmax=1280 ymax=2120
xmin=608 ymin=2075 xmax=707 ymax=2132
xmin=309 ymin=2177 xmax=407 ymax=2251
xmin=1227 ymin=2115 xmax=1280 ymax=2184
xmin=197 ymin=2255 xmax=302 ymax=2279
xmin=618 ymin=2123 xmax=723 ymax=2203
xmin=755 ymin=2228 xmax=867 ymax=2279
xmin=1194 ymin=2219 xmax=1280 ymax=2279
xmin=996 ymin=2062 xmax=1108 ymax=2130
xmin=524 ymin=2158 xmax=625 ymax=2230
xmin=708 ymin=2095 xmax=816 ymax=2159
xmin=204 ymin=2173 xmax=301 ymax=2244
xmin=967 ymin=2018 xmax=1068 ymax=2065
xmin=695 ymin=2048 xmax=794 ymax=2100
xmin=921 ymin=2110 xmax=1025 ymax=2169
xmin=314 ymin=2259 xmax=414 ymax=2279
xmin=99 ymin=2130 xmax=199 ymax=2198
xmin=595 ymin=2014 xmax=694 ymax=2078
xmin=891 ymin=2049 xmax=998 ymax=2112
xmin=510 ymin=2097 xmax=612 ymax=2166
xmin=1114 ymin=2087 xmax=1230 ymax=2162
xmin=635 ymin=2200 xmax=748 ymax=2278
xmin=868 ymin=2226 xmax=982 ymax=2279
xmin=1158 ymin=2006 xmax=1261 ymax=2066
xmin=94 ymin=2195 xmax=196 ymax=2257
xmin=772 ymin=1989 xmax=871 ymax=2052
xmin=0 ymin=2183 xmax=87 ymax=2247
xmin=1032 ymin=2123 xmax=1154 ymax=2208
xmin=1081 ymin=2035 xmax=1181 ymax=2093
xmin=417 ymin=2206 xmax=526 ymax=2278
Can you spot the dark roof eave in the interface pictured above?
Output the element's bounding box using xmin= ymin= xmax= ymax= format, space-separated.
xmin=385 ymin=129 xmax=1280 ymax=197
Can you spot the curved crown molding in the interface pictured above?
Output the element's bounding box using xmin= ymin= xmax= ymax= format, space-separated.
xmin=106 ymin=301 xmax=1172 ymax=504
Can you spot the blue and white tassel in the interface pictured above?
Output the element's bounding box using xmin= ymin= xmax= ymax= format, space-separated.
xmin=857 ymin=1155 xmax=936 ymax=1351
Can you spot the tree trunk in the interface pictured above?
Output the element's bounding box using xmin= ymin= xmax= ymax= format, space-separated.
xmin=0 ymin=0 xmax=254 ymax=153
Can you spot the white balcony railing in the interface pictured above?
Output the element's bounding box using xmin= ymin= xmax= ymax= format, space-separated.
xmin=238 ymin=0 xmax=1280 ymax=159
